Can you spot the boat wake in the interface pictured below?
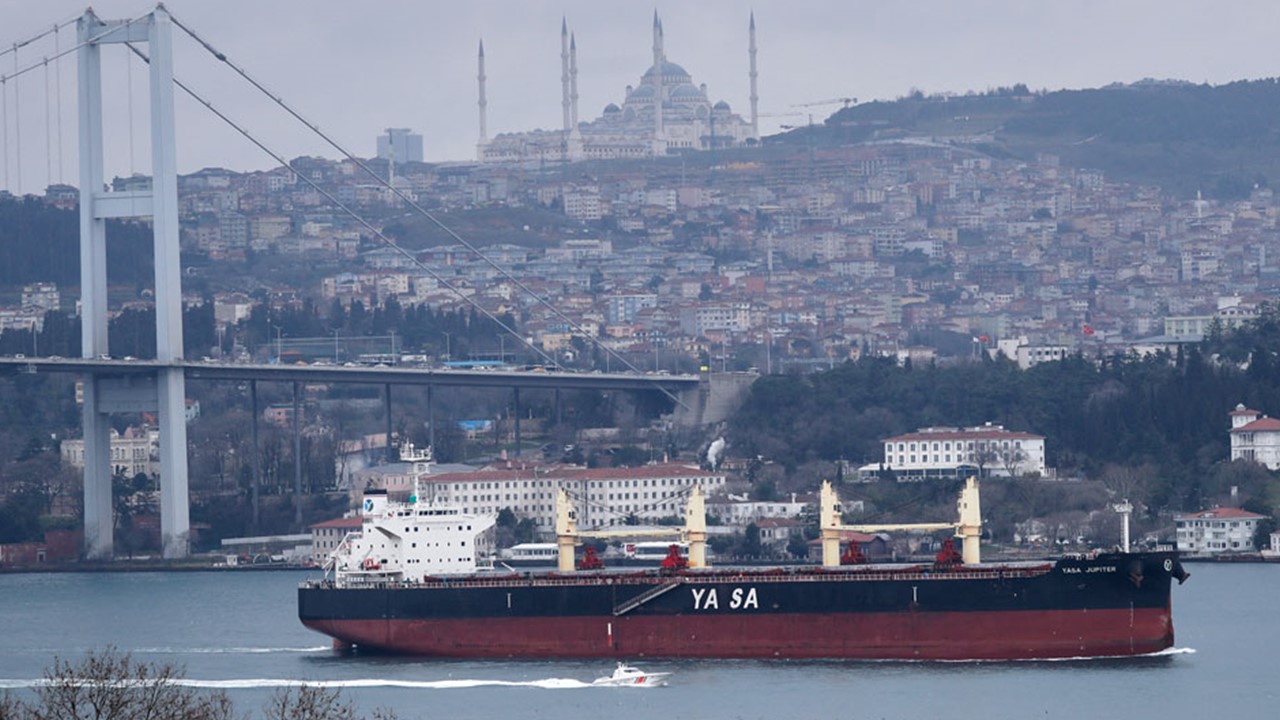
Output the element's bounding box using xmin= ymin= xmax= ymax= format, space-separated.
xmin=1013 ymin=646 xmax=1196 ymax=663
xmin=134 ymin=646 xmax=333 ymax=655
xmin=0 ymin=677 xmax=596 ymax=691
xmin=924 ymin=646 xmax=1197 ymax=664
xmin=173 ymin=678 xmax=596 ymax=690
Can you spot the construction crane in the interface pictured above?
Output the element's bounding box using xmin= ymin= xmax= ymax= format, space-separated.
xmin=554 ymin=486 xmax=709 ymax=571
xmin=793 ymin=96 xmax=857 ymax=109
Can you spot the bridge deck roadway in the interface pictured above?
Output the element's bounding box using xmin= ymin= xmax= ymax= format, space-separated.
xmin=0 ymin=357 xmax=701 ymax=393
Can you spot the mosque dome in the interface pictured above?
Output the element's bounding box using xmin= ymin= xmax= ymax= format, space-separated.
xmin=603 ymin=103 xmax=621 ymax=113
xmin=642 ymin=60 xmax=691 ymax=83
xmin=713 ymin=99 xmax=731 ymax=111
xmin=670 ymin=84 xmax=703 ymax=101
xmin=628 ymin=85 xmax=655 ymax=99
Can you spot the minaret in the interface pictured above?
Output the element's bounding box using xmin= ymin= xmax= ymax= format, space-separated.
xmin=568 ymin=32 xmax=583 ymax=160
xmin=570 ymin=33 xmax=580 ymax=129
xmin=651 ymin=11 xmax=665 ymax=155
xmin=749 ymin=11 xmax=759 ymax=140
xmin=477 ymin=39 xmax=488 ymax=161
xmin=561 ymin=18 xmax=571 ymax=134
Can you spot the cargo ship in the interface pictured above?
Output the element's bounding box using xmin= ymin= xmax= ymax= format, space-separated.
xmin=299 ymin=476 xmax=1188 ymax=660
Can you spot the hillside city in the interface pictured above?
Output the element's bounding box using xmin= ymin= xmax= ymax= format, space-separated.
xmin=3 ymin=126 xmax=1278 ymax=566
xmin=20 ymin=135 xmax=1274 ymax=372
xmin=3 ymin=9 xmax=1280 ymax=567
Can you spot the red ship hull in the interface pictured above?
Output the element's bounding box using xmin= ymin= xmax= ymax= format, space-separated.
xmin=303 ymin=605 xmax=1173 ymax=660
xmin=299 ymin=552 xmax=1185 ymax=660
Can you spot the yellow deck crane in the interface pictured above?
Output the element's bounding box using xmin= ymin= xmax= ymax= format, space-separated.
xmin=819 ymin=477 xmax=982 ymax=567
xmin=555 ymin=486 xmax=708 ymax=571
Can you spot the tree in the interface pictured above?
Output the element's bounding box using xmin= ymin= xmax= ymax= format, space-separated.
xmin=262 ymin=686 xmax=357 ymax=720
xmin=1243 ymin=498 xmax=1276 ymax=551
xmin=13 ymin=648 xmax=237 ymax=720
xmin=785 ymin=532 xmax=810 ymax=559
xmin=1252 ymin=515 xmax=1276 ymax=552
xmin=1 ymin=649 xmax=399 ymax=720
xmin=741 ymin=522 xmax=762 ymax=557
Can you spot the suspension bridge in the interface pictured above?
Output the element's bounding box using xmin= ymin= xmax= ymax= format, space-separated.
xmin=0 ymin=6 xmax=744 ymax=561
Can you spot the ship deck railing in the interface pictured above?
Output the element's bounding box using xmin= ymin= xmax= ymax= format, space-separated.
xmin=307 ymin=562 xmax=1056 ymax=591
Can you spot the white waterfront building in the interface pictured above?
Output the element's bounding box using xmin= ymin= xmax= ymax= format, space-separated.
xmin=354 ymin=444 xmax=726 ymax=534
xmin=1227 ymin=403 xmax=1280 ymax=470
xmin=1175 ymin=507 xmax=1264 ymax=554
xmin=866 ymin=423 xmax=1048 ymax=481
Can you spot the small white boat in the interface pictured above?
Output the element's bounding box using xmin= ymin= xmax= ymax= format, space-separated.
xmin=592 ymin=662 xmax=671 ymax=687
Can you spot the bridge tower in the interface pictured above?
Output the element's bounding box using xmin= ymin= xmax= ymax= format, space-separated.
xmin=78 ymin=7 xmax=190 ymax=558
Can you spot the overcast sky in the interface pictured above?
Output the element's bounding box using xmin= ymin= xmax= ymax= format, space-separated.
xmin=2 ymin=0 xmax=1279 ymax=194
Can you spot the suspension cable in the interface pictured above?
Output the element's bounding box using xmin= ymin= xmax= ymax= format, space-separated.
xmin=13 ymin=46 xmax=21 ymax=193
xmin=0 ymin=12 xmax=141 ymax=189
xmin=166 ymin=12 xmax=674 ymax=393
xmin=1 ymin=76 xmax=7 ymax=190
xmin=0 ymin=16 xmax=80 ymax=62
xmin=126 ymin=45 xmax=135 ymax=177
xmin=0 ymin=12 xmax=151 ymax=86
xmin=54 ymin=25 xmax=63 ymax=184
xmin=122 ymin=42 xmax=561 ymax=372
xmin=43 ymin=57 xmax=51 ymax=188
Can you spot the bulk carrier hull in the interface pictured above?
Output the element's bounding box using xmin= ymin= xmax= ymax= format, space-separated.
xmin=299 ymin=551 xmax=1183 ymax=660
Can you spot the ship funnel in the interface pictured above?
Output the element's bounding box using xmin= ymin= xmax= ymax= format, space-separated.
xmin=362 ymin=489 xmax=388 ymax=518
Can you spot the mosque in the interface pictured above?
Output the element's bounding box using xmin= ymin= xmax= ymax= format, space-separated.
xmin=477 ymin=12 xmax=760 ymax=164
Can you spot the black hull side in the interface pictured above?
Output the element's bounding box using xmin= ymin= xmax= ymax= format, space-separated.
xmin=299 ymin=551 xmax=1180 ymax=622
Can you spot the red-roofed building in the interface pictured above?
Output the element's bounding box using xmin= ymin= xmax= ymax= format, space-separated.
xmin=309 ymin=516 xmax=362 ymax=564
xmin=755 ymin=518 xmax=802 ymax=551
xmin=872 ymin=423 xmax=1047 ymax=480
xmin=1175 ymin=507 xmax=1265 ymax=554
xmin=1228 ymin=403 xmax=1280 ymax=469
xmin=354 ymin=461 xmax=726 ymax=534
xmin=806 ymin=531 xmax=890 ymax=562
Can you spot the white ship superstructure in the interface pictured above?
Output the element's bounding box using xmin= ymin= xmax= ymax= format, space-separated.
xmin=327 ymin=445 xmax=496 ymax=587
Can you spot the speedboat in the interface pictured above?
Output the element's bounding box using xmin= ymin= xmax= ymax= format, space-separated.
xmin=592 ymin=662 xmax=671 ymax=687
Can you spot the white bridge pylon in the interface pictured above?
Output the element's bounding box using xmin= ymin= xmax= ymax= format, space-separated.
xmin=78 ymin=5 xmax=191 ymax=559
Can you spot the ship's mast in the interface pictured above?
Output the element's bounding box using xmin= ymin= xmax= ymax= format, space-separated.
xmin=1114 ymin=499 xmax=1133 ymax=553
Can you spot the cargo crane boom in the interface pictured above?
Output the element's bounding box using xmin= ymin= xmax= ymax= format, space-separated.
xmin=820 ymin=477 xmax=982 ymax=566
xmin=555 ymin=486 xmax=708 ymax=571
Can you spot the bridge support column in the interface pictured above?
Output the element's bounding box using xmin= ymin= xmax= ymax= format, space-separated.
xmin=78 ymin=7 xmax=191 ymax=558
xmin=427 ymin=384 xmax=435 ymax=450
xmin=513 ymin=387 xmax=521 ymax=457
xmin=384 ymin=383 xmax=393 ymax=462
xmin=78 ymin=11 xmax=111 ymax=560
xmin=158 ymin=368 xmax=191 ymax=558
xmin=250 ymin=380 xmax=261 ymax=531
xmin=150 ymin=8 xmax=190 ymax=559
xmin=293 ymin=381 xmax=302 ymax=527
xmin=81 ymin=379 xmax=113 ymax=559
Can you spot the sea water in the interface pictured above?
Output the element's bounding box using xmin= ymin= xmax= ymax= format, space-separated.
xmin=0 ymin=563 xmax=1270 ymax=719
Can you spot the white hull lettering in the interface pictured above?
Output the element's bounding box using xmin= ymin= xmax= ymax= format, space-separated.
xmin=693 ymin=586 xmax=757 ymax=610
xmin=730 ymin=587 xmax=759 ymax=609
